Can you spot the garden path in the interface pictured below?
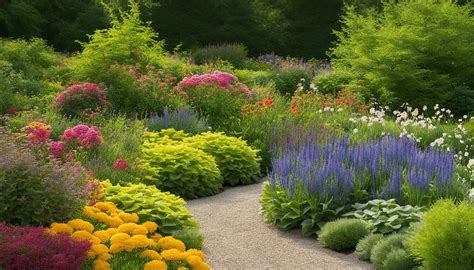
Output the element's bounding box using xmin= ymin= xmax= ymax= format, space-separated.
xmin=187 ymin=181 xmax=373 ymax=270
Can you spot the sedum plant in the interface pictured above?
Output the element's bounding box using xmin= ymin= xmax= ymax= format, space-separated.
xmin=318 ymin=218 xmax=371 ymax=251
xmin=343 ymin=199 xmax=424 ymax=234
xmin=103 ymin=182 xmax=200 ymax=236
xmin=185 ymin=132 xmax=261 ymax=186
xmin=140 ymin=138 xmax=222 ymax=199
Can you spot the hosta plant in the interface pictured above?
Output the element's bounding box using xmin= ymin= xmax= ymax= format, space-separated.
xmin=140 ymin=139 xmax=222 ymax=199
xmin=185 ymin=132 xmax=261 ymax=186
xmin=103 ymin=182 xmax=200 ymax=236
xmin=343 ymin=199 xmax=424 ymax=234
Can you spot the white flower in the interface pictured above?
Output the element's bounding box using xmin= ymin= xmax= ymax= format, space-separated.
xmin=337 ymin=108 xmax=343 ymax=112
xmin=446 ymin=109 xmax=451 ymax=114
xmin=369 ymin=108 xmax=376 ymax=114
xmin=441 ymin=108 xmax=445 ymax=112
xmin=468 ymin=159 xmax=474 ymax=168
xmin=465 ymin=152 xmax=469 ymax=157
xmin=381 ymin=132 xmax=386 ymax=136
xmin=353 ymin=128 xmax=358 ymax=134
xmin=463 ymin=115 xmax=468 ymax=119
xmin=469 ymin=188 xmax=474 ymax=200
xmin=434 ymin=104 xmax=439 ymax=110
xmin=412 ymin=108 xmax=419 ymax=117
xmin=422 ymin=105 xmax=427 ymax=111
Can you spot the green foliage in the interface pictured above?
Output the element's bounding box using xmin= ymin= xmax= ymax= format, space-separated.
xmin=355 ymin=233 xmax=384 ymax=261
xmin=343 ymin=199 xmax=424 ymax=234
xmin=185 ymin=84 xmax=247 ymax=131
xmin=192 ymin=43 xmax=248 ymax=68
xmin=313 ymin=69 xmax=353 ymax=96
xmin=382 ymin=248 xmax=417 ymax=270
xmin=185 ymin=132 xmax=261 ymax=186
xmin=370 ymin=234 xmax=409 ymax=269
xmin=318 ymin=218 xmax=371 ymax=251
xmin=0 ymin=130 xmax=88 ymax=226
xmin=0 ymin=38 xmax=60 ymax=80
xmin=235 ymin=69 xmax=273 ymax=86
xmin=140 ymin=136 xmax=222 ymax=199
xmin=272 ymin=68 xmax=311 ymax=97
xmin=407 ymin=200 xmax=474 ymax=270
xmin=260 ymin=182 xmax=347 ymax=237
xmin=172 ymin=227 xmax=204 ymax=250
xmin=331 ymin=1 xmax=474 ymax=116
xmin=146 ymin=106 xmax=210 ymax=135
xmin=104 ymin=182 xmax=201 ymax=236
xmin=77 ymin=117 xmax=144 ymax=184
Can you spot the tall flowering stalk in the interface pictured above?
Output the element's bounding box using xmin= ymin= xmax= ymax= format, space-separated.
xmin=270 ymin=134 xmax=465 ymax=207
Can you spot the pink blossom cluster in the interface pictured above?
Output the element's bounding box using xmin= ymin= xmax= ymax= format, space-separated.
xmin=23 ymin=122 xmax=52 ymax=145
xmin=177 ymin=71 xmax=253 ymax=97
xmin=48 ymin=141 xmax=66 ymax=158
xmin=0 ymin=223 xmax=91 ymax=270
xmin=113 ymin=159 xmax=129 ymax=170
xmin=63 ymin=124 xmax=102 ymax=149
xmin=54 ymin=83 xmax=110 ymax=114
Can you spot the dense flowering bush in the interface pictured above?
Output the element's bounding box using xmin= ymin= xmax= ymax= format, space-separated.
xmin=63 ymin=124 xmax=103 ymax=149
xmin=0 ymin=129 xmax=89 ymax=226
xmin=49 ymin=140 xmax=66 ymax=158
xmin=22 ymin=121 xmax=52 ymax=144
xmin=54 ymin=83 xmax=110 ymax=118
xmin=48 ymin=201 xmax=210 ymax=270
xmin=0 ymin=223 xmax=91 ymax=270
xmin=177 ymin=71 xmax=253 ymax=97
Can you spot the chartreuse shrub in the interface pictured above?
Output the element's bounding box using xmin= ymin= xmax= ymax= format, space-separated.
xmin=408 ymin=200 xmax=474 ymax=270
xmin=331 ymin=1 xmax=474 ymax=116
xmin=0 ymin=129 xmax=88 ymax=226
xmin=185 ymin=132 xmax=261 ymax=186
xmin=355 ymin=234 xmax=384 ymax=261
xmin=141 ymin=136 xmax=222 ymax=199
xmin=370 ymin=234 xmax=416 ymax=270
xmin=318 ymin=218 xmax=371 ymax=251
xmin=103 ymin=182 xmax=199 ymax=234
xmin=343 ymin=199 xmax=424 ymax=234
xmin=50 ymin=201 xmax=210 ymax=270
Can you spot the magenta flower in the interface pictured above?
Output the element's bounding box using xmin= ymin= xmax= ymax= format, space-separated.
xmin=177 ymin=71 xmax=253 ymax=97
xmin=49 ymin=141 xmax=66 ymax=158
xmin=113 ymin=159 xmax=129 ymax=170
xmin=63 ymin=124 xmax=102 ymax=148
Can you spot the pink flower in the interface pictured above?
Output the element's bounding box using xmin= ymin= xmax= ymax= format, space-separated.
xmin=23 ymin=122 xmax=52 ymax=145
xmin=63 ymin=124 xmax=102 ymax=148
xmin=49 ymin=141 xmax=65 ymax=158
xmin=113 ymin=159 xmax=129 ymax=170
xmin=7 ymin=105 xmax=16 ymax=114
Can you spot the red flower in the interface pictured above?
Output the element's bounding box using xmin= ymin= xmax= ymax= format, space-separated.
xmin=113 ymin=159 xmax=129 ymax=170
xmin=359 ymin=104 xmax=369 ymax=111
xmin=264 ymin=98 xmax=273 ymax=106
xmin=258 ymin=101 xmax=264 ymax=106
xmin=7 ymin=105 xmax=16 ymax=114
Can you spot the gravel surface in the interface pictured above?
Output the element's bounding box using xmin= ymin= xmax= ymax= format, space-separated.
xmin=187 ymin=181 xmax=374 ymax=270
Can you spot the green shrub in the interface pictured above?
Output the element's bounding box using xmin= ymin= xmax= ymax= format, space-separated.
xmin=103 ymin=182 xmax=200 ymax=236
xmin=146 ymin=106 xmax=209 ymax=135
xmin=355 ymin=234 xmax=384 ymax=261
xmin=343 ymin=199 xmax=424 ymax=234
xmin=185 ymin=132 xmax=261 ymax=186
xmin=382 ymin=248 xmax=417 ymax=270
xmin=272 ymin=68 xmax=311 ymax=96
xmin=235 ymin=69 xmax=273 ymax=86
xmin=171 ymin=227 xmax=204 ymax=250
xmin=318 ymin=218 xmax=371 ymax=251
xmin=370 ymin=234 xmax=408 ymax=269
xmin=313 ymin=69 xmax=353 ymax=96
xmin=0 ymin=129 xmax=88 ymax=226
xmin=0 ymin=38 xmax=60 ymax=80
xmin=192 ymin=43 xmax=248 ymax=68
xmin=140 ymin=138 xmax=222 ymax=199
xmin=407 ymin=200 xmax=474 ymax=270
xmin=331 ymin=1 xmax=474 ymax=116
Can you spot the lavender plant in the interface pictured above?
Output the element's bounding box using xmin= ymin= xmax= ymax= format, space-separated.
xmin=147 ymin=106 xmax=209 ymax=134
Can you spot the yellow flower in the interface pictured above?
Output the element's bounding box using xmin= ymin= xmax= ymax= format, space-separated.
xmin=186 ymin=249 xmax=205 ymax=260
xmin=68 ymin=219 xmax=94 ymax=233
xmin=105 ymin=216 xmax=124 ymax=228
xmin=177 ymin=267 xmax=188 ymax=270
xmin=109 ymin=243 xmax=125 ymax=254
xmin=119 ymin=212 xmax=139 ymax=223
xmin=95 ymin=202 xmax=118 ymax=214
xmin=110 ymin=233 xmax=130 ymax=244
xmin=122 ymin=238 xmax=137 ymax=252
xmin=84 ymin=206 xmax=100 ymax=218
xmin=94 ymin=259 xmax=111 ymax=270
xmin=131 ymin=225 xmax=148 ymax=235
xmin=50 ymin=223 xmax=73 ymax=235
xmin=143 ymin=260 xmax=168 ymax=270
xmin=186 ymin=255 xmax=203 ymax=267
xmin=94 ymin=212 xmax=111 ymax=223
xmin=72 ymin=230 xmax=101 ymax=244
xmin=142 ymin=221 xmax=158 ymax=233
xmin=106 ymin=228 xmax=119 ymax=236
xmin=93 ymin=230 xmax=110 ymax=243
xmin=91 ymin=244 xmax=109 ymax=256
xmin=129 ymin=235 xmax=154 ymax=248
xmin=150 ymin=233 xmax=162 ymax=242
xmin=117 ymin=223 xmax=137 ymax=234
xmin=161 ymin=249 xmax=188 ymax=260
xmin=193 ymin=262 xmax=211 ymax=270
xmin=140 ymin=249 xmax=162 ymax=260
xmin=98 ymin=253 xmax=112 ymax=261
xmin=159 ymin=236 xmax=186 ymax=251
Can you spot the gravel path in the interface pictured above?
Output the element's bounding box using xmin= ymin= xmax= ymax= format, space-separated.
xmin=187 ymin=181 xmax=374 ymax=270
